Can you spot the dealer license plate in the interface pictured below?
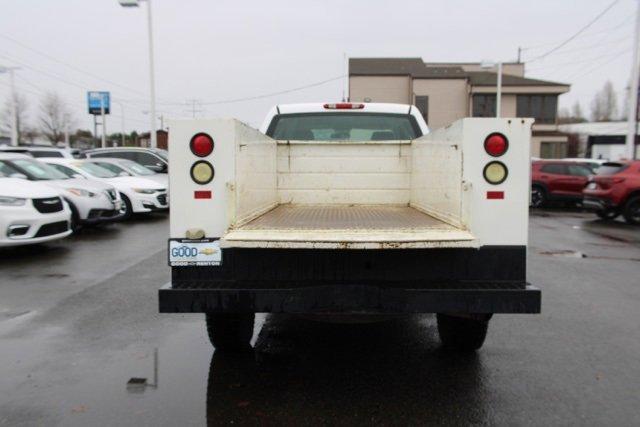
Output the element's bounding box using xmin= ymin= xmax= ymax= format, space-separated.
xmin=168 ymin=239 xmax=222 ymax=266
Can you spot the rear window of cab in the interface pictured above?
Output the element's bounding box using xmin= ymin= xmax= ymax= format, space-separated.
xmin=266 ymin=113 xmax=422 ymax=141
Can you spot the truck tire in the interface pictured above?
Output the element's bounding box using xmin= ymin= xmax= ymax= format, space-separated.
xmin=623 ymin=195 xmax=640 ymax=225
xmin=436 ymin=314 xmax=489 ymax=351
xmin=205 ymin=313 xmax=254 ymax=352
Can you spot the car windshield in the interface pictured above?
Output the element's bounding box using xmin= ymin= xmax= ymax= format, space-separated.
xmin=121 ymin=160 xmax=155 ymax=175
xmin=153 ymin=149 xmax=168 ymax=160
xmin=10 ymin=158 xmax=70 ymax=180
xmin=0 ymin=161 xmax=22 ymax=177
xmin=76 ymin=162 xmax=118 ymax=178
xmin=597 ymin=162 xmax=628 ymax=176
xmin=93 ymin=161 xmax=131 ymax=176
xmin=267 ymin=113 xmax=421 ymax=141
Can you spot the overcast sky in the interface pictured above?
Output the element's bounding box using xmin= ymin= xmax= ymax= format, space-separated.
xmin=0 ymin=0 xmax=635 ymax=134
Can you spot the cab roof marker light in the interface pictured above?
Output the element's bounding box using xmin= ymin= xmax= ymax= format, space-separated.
xmin=323 ymin=103 xmax=365 ymax=110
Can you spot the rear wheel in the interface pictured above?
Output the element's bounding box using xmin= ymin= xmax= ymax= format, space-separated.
xmin=205 ymin=313 xmax=255 ymax=352
xmin=623 ymin=196 xmax=640 ymax=225
xmin=596 ymin=209 xmax=619 ymax=220
xmin=437 ymin=314 xmax=490 ymax=352
xmin=531 ymin=185 xmax=546 ymax=208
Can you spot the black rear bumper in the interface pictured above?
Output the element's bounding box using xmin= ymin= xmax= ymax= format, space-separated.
xmin=160 ymin=245 xmax=540 ymax=314
xmin=159 ymin=283 xmax=540 ymax=314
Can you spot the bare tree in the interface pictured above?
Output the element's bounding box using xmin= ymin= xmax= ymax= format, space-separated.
xmin=1 ymin=93 xmax=29 ymax=144
xmin=590 ymin=80 xmax=618 ymax=121
xmin=571 ymin=101 xmax=585 ymax=122
xmin=39 ymin=92 xmax=74 ymax=144
xmin=558 ymin=101 xmax=586 ymax=124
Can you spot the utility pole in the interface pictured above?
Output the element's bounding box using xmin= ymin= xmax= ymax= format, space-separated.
xmin=517 ymin=47 xmax=522 ymax=63
xmin=0 ymin=66 xmax=20 ymax=146
xmin=185 ymin=99 xmax=203 ymax=118
xmin=100 ymin=96 xmax=107 ymax=148
xmin=626 ymin=0 xmax=640 ymax=160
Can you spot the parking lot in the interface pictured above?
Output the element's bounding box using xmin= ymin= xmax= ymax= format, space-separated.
xmin=0 ymin=209 xmax=639 ymax=426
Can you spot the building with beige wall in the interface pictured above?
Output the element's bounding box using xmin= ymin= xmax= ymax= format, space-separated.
xmin=349 ymin=58 xmax=570 ymax=158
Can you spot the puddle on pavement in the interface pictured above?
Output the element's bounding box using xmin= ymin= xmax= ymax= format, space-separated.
xmin=539 ymin=249 xmax=640 ymax=262
xmin=539 ymin=250 xmax=586 ymax=258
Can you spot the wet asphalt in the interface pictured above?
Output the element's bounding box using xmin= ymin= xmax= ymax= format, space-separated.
xmin=1 ymin=210 xmax=639 ymax=426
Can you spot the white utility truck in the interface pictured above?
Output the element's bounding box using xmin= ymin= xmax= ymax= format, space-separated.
xmin=160 ymin=102 xmax=540 ymax=351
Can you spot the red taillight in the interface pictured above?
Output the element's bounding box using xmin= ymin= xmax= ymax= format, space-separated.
xmin=484 ymin=133 xmax=508 ymax=157
xmin=190 ymin=133 xmax=214 ymax=157
xmin=323 ymin=103 xmax=365 ymax=109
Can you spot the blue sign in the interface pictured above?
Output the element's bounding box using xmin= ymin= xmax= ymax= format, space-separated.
xmin=87 ymin=91 xmax=110 ymax=115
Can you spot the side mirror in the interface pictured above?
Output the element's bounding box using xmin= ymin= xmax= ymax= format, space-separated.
xmin=118 ymin=171 xmax=131 ymax=177
xmin=10 ymin=173 xmax=28 ymax=180
xmin=147 ymin=163 xmax=167 ymax=173
xmin=72 ymin=174 xmax=86 ymax=179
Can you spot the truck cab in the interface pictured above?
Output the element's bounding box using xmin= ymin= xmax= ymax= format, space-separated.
xmin=160 ymin=102 xmax=540 ymax=352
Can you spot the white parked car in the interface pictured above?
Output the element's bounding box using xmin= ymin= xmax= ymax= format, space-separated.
xmin=84 ymin=147 xmax=169 ymax=173
xmin=83 ymin=158 xmax=168 ymax=188
xmin=42 ymin=158 xmax=168 ymax=219
xmin=0 ymin=146 xmax=74 ymax=159
xmin=0 ymin=154 xmax=123 ymax=230
xmin=0 ymin=177 xmax=72 ymax=247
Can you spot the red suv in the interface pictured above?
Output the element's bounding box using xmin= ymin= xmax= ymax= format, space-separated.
xmin=583 ymin=160 xmax=640 ymax=224
xmin=531 ymin=161 xmax=593 ymax=207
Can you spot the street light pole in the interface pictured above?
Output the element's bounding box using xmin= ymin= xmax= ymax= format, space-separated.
xmin=145 ymin=0 xmax=157 ymax=148
xmin=0 ymin=66 xmax=20 ymax=146
xmin=626 ymin=0 xmax=640 ymax=160
xmin=119 ymin=0 xmax=157 ymax=148
xmin=496 ymin=62 xmax=503 ymax=118
xmin=480 ymin=61 xmax=502 ymax=118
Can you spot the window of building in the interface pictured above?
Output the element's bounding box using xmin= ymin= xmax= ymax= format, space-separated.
xmin=415 ymin=96 xmax=429 ymax=124
xmin=517 ymin=95 xmax=558 ymax=124
xmin=472 ymin=95 xmax=496 ymax=117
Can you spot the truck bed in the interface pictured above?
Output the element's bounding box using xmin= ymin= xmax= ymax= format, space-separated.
xmin=221 ymin=205 xmax=476 ymax=249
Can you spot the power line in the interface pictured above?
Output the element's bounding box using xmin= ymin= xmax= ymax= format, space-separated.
xmin=150 ymin=75 xmax=346 ymax=107
xmin=566 ymin=49 xmax=631 ymax=79
xmin=521 ymin=15 xmax=633 ymax=51
xmin=0 ymin=78 xmax=150 ymax=126
xmin=0 ymin=33 xmax=149 ymax=98
xmin=527 ymin=0 xmax=621 ymax=62
xmin=527 ymin=46 xmax=631 ymax=72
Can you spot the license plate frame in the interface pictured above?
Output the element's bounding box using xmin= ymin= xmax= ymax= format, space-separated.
xmin=168 ymin=238 xmax=222 ymax=266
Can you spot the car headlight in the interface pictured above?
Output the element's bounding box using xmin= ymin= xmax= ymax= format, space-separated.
xmin=133 ymin=188 xmax=159 ymax=194
xmin=67 ymin=188 xmax=97 ymax=197
xmin=0 ymin=196 xmax=26 ymax=206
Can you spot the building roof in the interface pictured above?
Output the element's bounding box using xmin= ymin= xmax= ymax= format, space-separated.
xmin=467 ymin=71 xmax=568 ymax=87
xmin=558 ymin=122 xmax=639 ymax=136
xmin=349 ymin=57 xmax=568 ymax=86
xmin=349 ymin=57 xmax=467 ymax=78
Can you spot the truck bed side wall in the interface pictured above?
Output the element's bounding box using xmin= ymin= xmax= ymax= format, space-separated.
xmin=233 ymin=122 xmax=278 ymax=227
xmin=168 ymin=119 xmax=277 ymax=238
xmin=410 ymin=121 xmax=464 ymax=228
